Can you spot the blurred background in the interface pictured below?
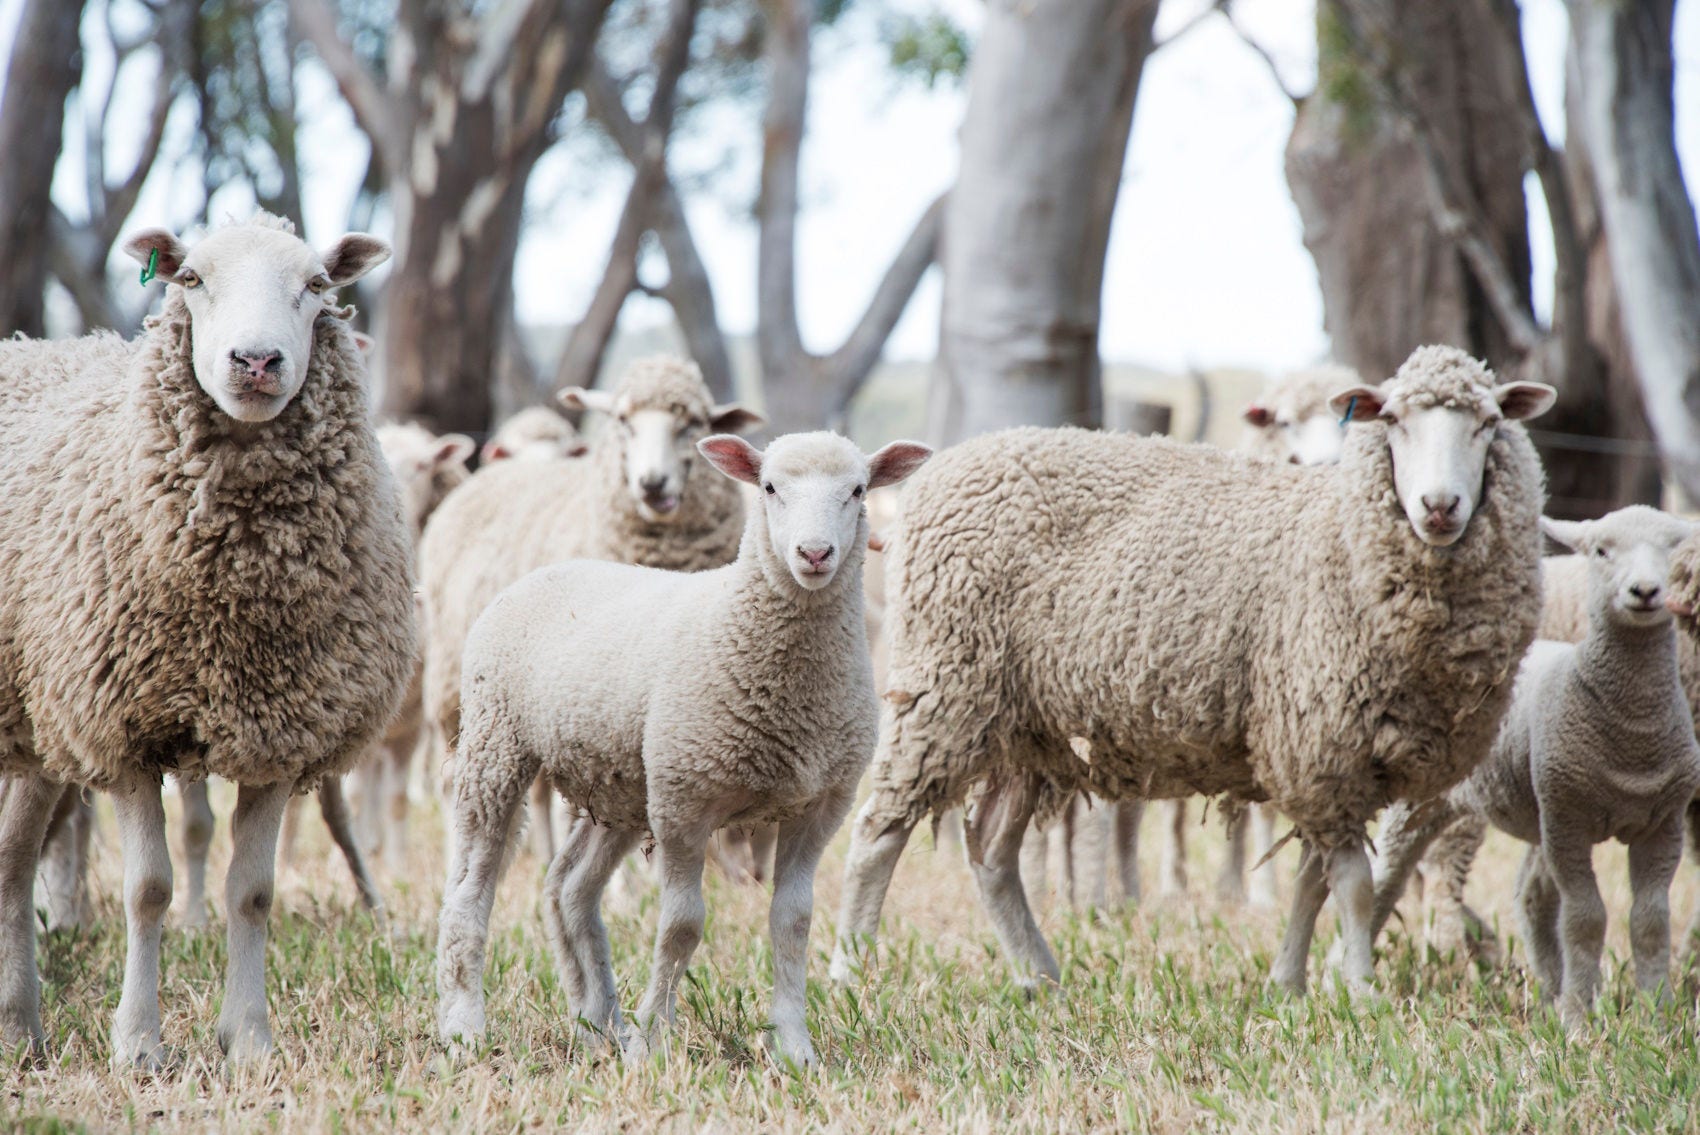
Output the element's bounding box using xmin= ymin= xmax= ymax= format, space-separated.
xmin=1 ymin=0 xmax=1697 ymax=518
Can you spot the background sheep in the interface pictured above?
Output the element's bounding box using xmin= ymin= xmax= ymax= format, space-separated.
xmin=436 ymin=431 xmax=930 ymax=1066
xmin=1363 ymin=507 xmax=1700 ymax=1025
xmin=830 ymin=346 xmax=1554 ymax=998
xmin=417 ymin=356 xmax=759 ymax=860
xmin=480 ymin=405 xmax=588 ymax=464
xmin=0 ymin=215 xmax=412 ymax=1066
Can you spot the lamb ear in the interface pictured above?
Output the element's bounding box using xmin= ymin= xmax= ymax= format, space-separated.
xmin=709 ymin=402 xmax=765 ymax=435
xmin=1328 ymin=385 xmax=1385 ymax=422
xmin=867 ymin=441 xmax=932 ymax=490
xmin=558 ymin=387 xmax=618 ymax=416
xmin=480 ymin=439 xmax=513 ymax=463
xmin=1242 ymin=403 xmax=1274 ymax=428
xmin=1540 ymin=516 xmax=1589 ymax=553
xmin=563 ymin=439 xmax=590 ymax=458
xmin=122 ymin=229 xmax=188 ymax=282
xmin=698 ymin=435 xmax=764 ymax=486
xmin=1494 ymin=381 xmax=1557 ymax=422
xmin=433 ymin=434 xmax=474 ymax=468
xmin=321 ymin=233 xmax=391 ymax=286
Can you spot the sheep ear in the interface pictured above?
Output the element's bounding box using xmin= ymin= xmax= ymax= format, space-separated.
xmin=709 ymin=402 xmax=765 ymax=435
xmin=558 ymin=387 xmax=618 ymax=416
xmin=1328 ymin=385 xmax=1385 ymax=422
xmin=698 ymin=435 xmax=763 ymax=486
xmin=1494 ymin=381 xmax=1557 ymax=421
xmin=867 ymin=441 xmax=932 ymax=490
xmin=122 ymin=229 xmax=188 ymax=282
xmin=1541 ymin=516 xmax=1588 ymax=553
xmin=433 ymin=434 xmax=474 ymax=468
xmin=564 ymin=439 xmax=589 ymax=458
xmin=480 ymin=439 xmax=513 ymax=463
xmin=321 ymin=233 xmax=391 ymax=286
xmin=1242 ymin=403 xmax=1274 ymax=428
xmin=351 ymin=331 xmax=376 ymax=356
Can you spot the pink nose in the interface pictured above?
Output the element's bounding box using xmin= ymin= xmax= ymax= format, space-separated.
xmin=799 ymin=545 xmax=833 ymax=569
xmin=231 ymin=349 xmax=281 ymax=379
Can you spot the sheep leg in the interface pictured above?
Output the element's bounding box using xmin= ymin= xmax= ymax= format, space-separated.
xmin=179 ymin=778 xmax=215 ymax=929
xmin=109 ymin=775 xmax=173 ymax=1070
xmin=708 ymin=828 xmax=756 ymax=885
xmin=1325 ymin=839 xmax=1377 ymax=997
xmin=1545 ymin=830 xmax=1607 ymax=1029
xmin=38 ymin=787 xmax=92 ymax=931
xmin=966 ymin=773 xmax=1061 ymax=988
xmin=1514 ymin=845 xmax=1562 ymax=997
xmin=1422 ymin=813 xmax=1490 ymax=961
xmin=1245 ymin=803 xmax=1278 ymax=909
xmin=1217 ymin=807 xmax=1248 ymax=903
xmin=1157 ymin=800 xmax=1187 ymax=896
xmin=749 ymin=823 xmax=778 ymax=886
xmin=217 ymin=780 xmax=290 ymax=1063
xmin=316 ymin=776 xmax=383 ymax=912
xmin=436 ymin=753 xmax=533 ymax=1050
xmin=1364 ymin=799 xmax=1455 ymax=946
xmin=1684 ymin=799 xmax=1700 ymax=970
xmin=544 ymin=819 xmax=640 ymax=1048
xmin=628 ymin=829 xmax=711 ymax=1061
xmin=1268 ymin=842 xmax=1327 ymax=996
xmin=0 ymin=775 xmax=64 ymax=1056
xmin=1046 ymin=805 xmax=1073 ymax=909
xmin=1626 ymin=816 xmax=1684 ymax=1005
xmin=767 ymin=790 xmax=853 ymax=1068
xmin=829 ymin=798 xmax=919 ymax=984
xmin=528 ymin=776 xmax=555 ymax=862
xmin=1068 ymin=796 xmax=1108 ymax=913
xmin=1113 ymin=799 xmax=1143 ymax=905
xmin=276 ymin=794 xmax=303 ymax=871
xmin=383 ymin=730 xmax=420 ymax=873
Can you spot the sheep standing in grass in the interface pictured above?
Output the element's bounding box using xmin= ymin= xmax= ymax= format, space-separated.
xmin=830 ymin=346 xmax=1553 ymax=997
xmin=0 ymin=215 xmax=412 ymax=1065
xmin=418 ymin=357 xmax=760 ymax=858
xmin=436 ymin=432 xmax=930 ymax=1065
xmin=1364 ymin=507 xmax=1700 ymax=1024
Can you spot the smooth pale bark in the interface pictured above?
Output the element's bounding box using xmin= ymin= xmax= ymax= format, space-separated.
xmin=1567 ymin=0 xmax=1700 ymax=505
xmin=928 ymin=0 xmax=1159 ymax=444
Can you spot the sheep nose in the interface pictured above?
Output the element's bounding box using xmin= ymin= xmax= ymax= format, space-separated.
xmin=1630 ymin=582 xmax=1662 ymax=604
xmin=798 ymin=544 xmax=834 ymax=568
xmin=639 ymin=473 xmax=668 ymax=494
xmin=1421 ymin=492 xmax=1460 ymax=518
xmin=231 ymin=349 xmax=281 ymax=379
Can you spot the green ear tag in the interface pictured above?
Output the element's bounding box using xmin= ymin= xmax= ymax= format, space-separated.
xmin=140 ymin=248 xmax=158 ymax=286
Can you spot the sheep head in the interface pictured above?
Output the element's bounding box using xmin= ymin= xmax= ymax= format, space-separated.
xmin=1542 ymin=506 xmax=1699 ymax=631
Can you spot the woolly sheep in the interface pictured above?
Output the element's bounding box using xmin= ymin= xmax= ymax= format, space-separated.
xmin=0 ymin=215 xmax=413 ymax=1066
xmin=829 ymin=345 xmax=1555 ymax=998
xmin=417 ymin=356 xmax=760 ymax=859
xmin=435 ymin=431 xmax=930 ymax=1066
xmin=480 ymin=405 xmax=588 ymax=464
xmin=1364 ymin=507 xmax=1700 ymax=1024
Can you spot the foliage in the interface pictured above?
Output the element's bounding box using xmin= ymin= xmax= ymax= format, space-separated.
xmin=883 ymin=12 xmax=970 ymax=89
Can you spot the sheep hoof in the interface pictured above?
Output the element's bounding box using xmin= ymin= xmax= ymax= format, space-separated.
xmin=111 ymin=1040 xmax=178 ymax=1075
xmin=621 ymin=1029 xmax=659 ymax=1065
xmin=763 ymin=1031 xmax=817 ymax=1071
xmin=216 ymin=1020 xmax=273 ymax=1064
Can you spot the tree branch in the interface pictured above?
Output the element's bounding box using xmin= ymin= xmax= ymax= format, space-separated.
xmin=1222 ymin=3 xmax=1304 ymax=106
xmin=755 ymin=0 xmax=810 ymax=375
xmin=288 ymin=0 xmax=401 ymax=170
xmin=99 ymin=0 xmax=192 ymax=248
xmin=553 ymin=170 xmax=648 ymax=393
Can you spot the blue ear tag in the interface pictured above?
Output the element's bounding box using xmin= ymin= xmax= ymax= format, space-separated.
xmin=1338 ymin=395 xmax=1358 ymax=428
xmin=140 ymin=248 xmax=158 ymax=286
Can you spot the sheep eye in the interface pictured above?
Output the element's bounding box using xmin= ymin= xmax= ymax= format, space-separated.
xmin=1477 ymin=418 xmax=1500 ymax=435
xmin=764 ymin=482 xmax=776 ymax=496
xmin=1594 ymin=546 xmax=1608 ymax=558
xmin=852 ymin=485 xmax=864 ymax=498
xmin=307 ymin=276 xmax=329 ymax=294
xmin=179 ymin=270 xmax=202 ymax=289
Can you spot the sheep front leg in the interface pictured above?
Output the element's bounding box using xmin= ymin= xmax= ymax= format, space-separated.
xmin=316 ymin=776 xmax=383 ymax=912
xmin=1626 ymin=816 xmax=1684 ymax=1005
xmin=1325 ymin=839 xmax=1377 ymax=997
xmin=1545 ymin=831 xmax=1607 ymax=1029
xmin=1268 ymin=842 xmax=1327 ymax=996
xmin=1245 ymin=804 xmax=1279 ymax=909
xmin=217 ymin=780 xmax=291 ymax=1062
xmin=110 ymin=775 xmax=173 ymax=1070
xmin=829 ymin=796 xmax=918 ymax=984
xmin=0 ymin=776 xmax=65 ymax=1056
xmin=1157 ymin=800 xmax=1187 ymax=896
xmin=179 ymin=778 xmax=214 ymax=929
xmin=544 ymin=819 xmax=640 ymax=1048
xmin=966 ymin=773 xmax=1060 ymax=988
xmin=768 ymin=791 xmax=854 ymax=1068
xmin=627 ymin=831 xmax=710 ymax=1061
xmin=38 ymin=787 xmax=92 ymax=931
xmin=1113 ymin=799 xmax=1143 ymax=905
xmin=1217 ymin=807 xmax=1248 ymax=903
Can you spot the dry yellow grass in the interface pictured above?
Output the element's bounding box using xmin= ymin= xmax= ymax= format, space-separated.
xmin=6 ymin=785 xmax=1699 ymax=1133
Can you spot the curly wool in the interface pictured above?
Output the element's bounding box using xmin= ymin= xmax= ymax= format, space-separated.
xmin=0 ymin=290 xmax=415 ymax=790
xmin=863 ymin=354 xmax=1546 ymax=851
xmin=418 ymin=358 xmax=744 ymax=754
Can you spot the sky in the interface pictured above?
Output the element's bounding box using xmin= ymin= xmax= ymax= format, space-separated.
xmin=6 ymin=0 xmax=1700 ymax=375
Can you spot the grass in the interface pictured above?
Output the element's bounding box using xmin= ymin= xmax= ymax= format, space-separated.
xmin=6 ymin=786 xmax=1700 ymax=1133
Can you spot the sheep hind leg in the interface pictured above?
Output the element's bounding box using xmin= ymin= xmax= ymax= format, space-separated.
xmin=1682 ymin=800 xmax=1700 ymax=972
xmin=1325 ymin=839 xmax=1378 ymax=998
xmin=38 ymin=787 xmax=92 ymax=932
xmin=1113 ymin=799 xmax=1143 ymax=905
xmin=1268 ymin=841 xmax=1327 ymax=996
xmin=829 ymin=798 xmax=919 ymax=984
xmin=528 ymin=776 xmax=555 ymax=862
xmin=1217 ymin=807 xmax=1248 ymax=904
xmin=110 ymin=775 xmax=174 ymax=1070
xmin=544 ymin=818 xmax=640 ymax=1050
xmin=0 ymin=776 xmax=66 ymax=1057
xmin=1157 ymin=800 xmax=1187 ymax=897
xmin=1626 ymin=816 xmax=1684 ymax=1006
xmin=1515 ymin=846 xmax=1562 ymax=999
xmin=216 ymin=780 xmax=291 ymax=1063
xmin=316 ymin=777 xmax=383 ymax=913
xmin=1245 ymin=804 xmax=1279 ymax=909
xmin=966 ymin=772 xmax=1061 ymax=989
xmin=179 ymin=778 xmax=215 ymax=930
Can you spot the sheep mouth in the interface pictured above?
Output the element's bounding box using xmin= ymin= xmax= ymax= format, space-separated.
xmin=639 ymin=493 xmax=681 ymax=518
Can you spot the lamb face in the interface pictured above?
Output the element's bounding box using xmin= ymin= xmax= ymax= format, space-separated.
xmin=1331 ymin=370 xmax=1555 ymax=548
xmin=701 ymin=432 xmax=931 ymax=591
xmin=1542 ymin=506 xmax=1699 ymax=631
xmin=123 ymin=224 xmax=389 ymax=424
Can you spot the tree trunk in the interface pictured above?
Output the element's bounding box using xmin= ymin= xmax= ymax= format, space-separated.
xmin=927 ymin=0 xmax=1159 ymax=445
xmin=0 ymin=0 xmax=86 ymax=336
xmin=1566 ymin=0 xmax=1700 ymax=505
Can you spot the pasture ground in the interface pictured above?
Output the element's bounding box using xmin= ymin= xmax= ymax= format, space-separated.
xmin=6 ymin=782 xmax=1699 ymax=1133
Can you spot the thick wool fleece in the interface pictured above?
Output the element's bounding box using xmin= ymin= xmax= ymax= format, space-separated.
xmin=0 ymin=291 xmax=415 ymax=789
xmin=418 ymin=361 xmax=743 ymax=753
xmin=862 ymin=357 xmax=1546 ymax=852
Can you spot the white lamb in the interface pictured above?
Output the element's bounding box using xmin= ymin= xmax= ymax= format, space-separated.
xmin=436 ymin=431 xmax=930 ymax=1066
xmin=480 ymin=405 xmax=587 ymax=463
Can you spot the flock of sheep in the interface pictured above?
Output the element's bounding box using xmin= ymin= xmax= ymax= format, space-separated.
xmin=1 ymin=213 xmax=1698 ymax=1073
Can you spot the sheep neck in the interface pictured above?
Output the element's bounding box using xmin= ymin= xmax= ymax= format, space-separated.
xmin=1573 ymin=616 xmax=1683 ymax=737
xmin=732 ymin=507 xmax=870 ymax=631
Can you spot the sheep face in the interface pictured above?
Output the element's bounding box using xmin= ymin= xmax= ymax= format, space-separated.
xmin=378 ymin=422 xmax=474 ymax=542
xmin=1243 ymin=401 xmax=1345 ymax=466
xmin=1332 ymin=377 xmax=1554 ymax=548
xmin=700 ymin=432 xmax=931 ymax=591
xmin=1542 ymin=507 xmax=1699 ymax=631
xmin=123 ymin=223 xmax=390 ymax=424
xmin=480 ymin=407 xmax=587 ymax=464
